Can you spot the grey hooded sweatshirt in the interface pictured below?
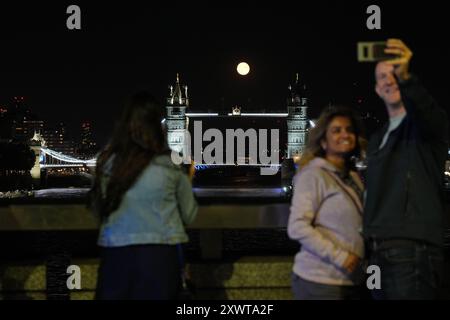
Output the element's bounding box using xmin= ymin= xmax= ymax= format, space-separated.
xmin=288 ymin=157 xmax=365 ymax=286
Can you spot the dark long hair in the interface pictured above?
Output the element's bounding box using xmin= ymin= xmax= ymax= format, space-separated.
xmin=300 ymin=105 xmax=365 ymax=169
xmin=90 ymin=92 xmax=166 ymax=219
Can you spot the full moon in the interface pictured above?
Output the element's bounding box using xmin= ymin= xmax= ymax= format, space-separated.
xmin=237 ymin=62 xmax=250 ymax=76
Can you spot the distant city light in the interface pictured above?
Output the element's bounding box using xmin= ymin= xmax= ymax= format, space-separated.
xmin=185 ymin=113 xmax=219 ymax=117
xmin=226 ymin=113 xmax=288 ymax=117
xmin=309 ymin=120 xmax=316 ymax=128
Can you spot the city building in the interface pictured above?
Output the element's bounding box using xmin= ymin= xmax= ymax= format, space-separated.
xmin=9 ymin=96 xmax=35 ymax=141
xmin=81 ymin=121 xmax=93 ymax=147
xmin=0 ymin=104 xmax=12 ymax=142
xmin=286 ymin=74 xmax=308 ymax=160
xmin=0 ymin=97 xmax=47 ymax=144
xmin=165 ymin=74 xmax=189 ymax=154
xmin=23 ymin=119 xmax=45 ymax=139
xmin=79 ymin=121 xmax=98 ymax=158
xmin=42 ymin=122 xmax=76 ymax=156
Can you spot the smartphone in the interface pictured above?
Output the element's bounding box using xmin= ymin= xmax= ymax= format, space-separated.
xmin=357 ymin=42 xmax=398 ymax=62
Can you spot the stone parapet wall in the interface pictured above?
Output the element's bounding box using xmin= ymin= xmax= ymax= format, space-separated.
xmin=1 ymin=257 xmax=295 ymax=300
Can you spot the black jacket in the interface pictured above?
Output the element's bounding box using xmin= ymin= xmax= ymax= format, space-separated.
xmin=363 ymin=75 xmax=448 ymax=247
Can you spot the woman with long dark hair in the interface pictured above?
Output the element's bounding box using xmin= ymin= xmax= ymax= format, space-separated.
xmin=91 ymin=92 xmax=197 ymax=300
xmin=288 ymin=106 xmax=366 ymax=299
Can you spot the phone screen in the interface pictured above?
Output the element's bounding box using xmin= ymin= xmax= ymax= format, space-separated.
xmin=357 ymin=42 xmax=397 ymax=62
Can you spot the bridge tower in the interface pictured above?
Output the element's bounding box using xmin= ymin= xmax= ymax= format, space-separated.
xmin=286 ymin=73 xmax=309 ymax=161
xmin=166 ymin=74 xmax=189 ymax=155
xmin=29 ymin=131 xmax=46 ymax=188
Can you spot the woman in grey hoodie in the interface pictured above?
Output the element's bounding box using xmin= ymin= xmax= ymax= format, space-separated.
xmin=288 ymin=106 xmax=365 ymax=300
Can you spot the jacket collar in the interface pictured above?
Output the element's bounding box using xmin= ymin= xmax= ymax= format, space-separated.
xmin=306 ymin=157 xmax=343 ymax=174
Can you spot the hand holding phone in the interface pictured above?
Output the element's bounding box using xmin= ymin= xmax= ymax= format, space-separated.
xmin=357 ymin=41 xmax=397 ymax=62
xmin=357 ymin=39 xmax=413 ymax=82
xmin=383 ymin=39 xmax=413 ymax=82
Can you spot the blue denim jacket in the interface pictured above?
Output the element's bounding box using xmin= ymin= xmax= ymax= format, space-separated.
xmin=97 ymin=154 xmax=198 ymax=247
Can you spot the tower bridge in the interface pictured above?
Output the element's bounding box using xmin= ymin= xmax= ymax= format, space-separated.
xmin=165 ymin=73 xmax=310 ymax=163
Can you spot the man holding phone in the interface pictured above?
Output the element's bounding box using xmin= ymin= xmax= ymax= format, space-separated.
xmin=363 ymin=39 xmax=448 ymax=299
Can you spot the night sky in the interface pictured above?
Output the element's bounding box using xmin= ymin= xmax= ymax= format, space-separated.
xmin=1 ymin=1 xmax=449 ymax=146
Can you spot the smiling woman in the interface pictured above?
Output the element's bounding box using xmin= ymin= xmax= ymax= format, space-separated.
xmin=288 ymin=105 xmax=366 ymax=300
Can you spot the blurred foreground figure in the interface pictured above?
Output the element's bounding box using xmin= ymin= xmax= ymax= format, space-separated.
xmin=90 ymin=92 xmax=197 ymax=300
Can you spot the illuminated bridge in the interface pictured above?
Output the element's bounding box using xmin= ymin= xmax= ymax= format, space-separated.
xmin=39 ymin=147 xmax=97 ymax=169
xmin=38 ymin=148 xmax=283 ymax=171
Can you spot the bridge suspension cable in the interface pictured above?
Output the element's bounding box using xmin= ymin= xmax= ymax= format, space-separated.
xmin=40 ymin=148 xmax=97 ymax=165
